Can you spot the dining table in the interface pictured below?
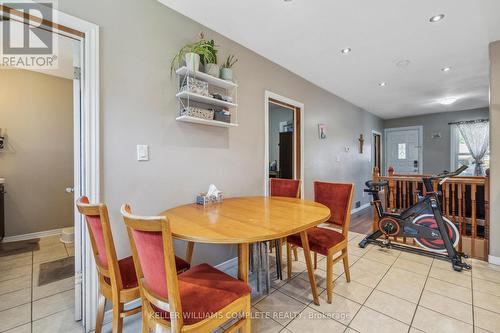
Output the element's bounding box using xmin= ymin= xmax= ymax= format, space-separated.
xmin=160 ymin=196 xmax=331 ymax=305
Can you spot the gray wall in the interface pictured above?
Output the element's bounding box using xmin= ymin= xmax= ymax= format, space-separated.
xmin=489 ymin=41 xmax=500 ymax=260
xmin=268 ymin=104 xmax=293 ymax=171
xmin=0 ymin=69 xmax=73 ymax=236
xmin=384 ymin=108 xmax=489 ymax=174
xmin=59 ymin=0 xmax=383 ymax=264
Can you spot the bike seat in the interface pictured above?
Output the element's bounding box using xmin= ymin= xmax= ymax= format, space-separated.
xmin=365 ymin=180 xmax=388 ymax=190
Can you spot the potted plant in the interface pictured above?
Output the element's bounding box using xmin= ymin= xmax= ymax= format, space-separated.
xmin=220 ymin=55 xmax=238 ymax=81
xmin=170 ymin=33 xmax=217 ymax=75
xmin=200 ymin=38 xmax=219 ymax=78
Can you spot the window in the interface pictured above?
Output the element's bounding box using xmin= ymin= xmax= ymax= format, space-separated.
xmin=398 ymin=143 xmax=406 ymax=159
xmin=450 ymin=126 xmax=489 ymax=176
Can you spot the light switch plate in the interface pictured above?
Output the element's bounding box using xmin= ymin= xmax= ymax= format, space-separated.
xmin=137 ymin=145 xmax=149 ymax=161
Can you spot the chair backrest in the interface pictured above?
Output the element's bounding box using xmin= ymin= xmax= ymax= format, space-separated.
xmin=121 ymin=204 xmax=184 ymax=328
xmin=314 ymin=182 xmax=355 ymax=237
xmin=75 ymin=196 xmax=123 ymax=289
xmin=270 ymin=178 xmax=302 ymax=198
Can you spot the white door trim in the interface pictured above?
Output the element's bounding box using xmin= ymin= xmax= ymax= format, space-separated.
xmin=371 ymin=129 xmax=382 ymax=172
xmin=384 ymin=126 xmax=423 ymax=174
xmin=264 ymin=91 xmax=305 ymax=197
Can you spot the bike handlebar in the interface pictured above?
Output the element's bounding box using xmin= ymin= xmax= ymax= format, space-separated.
xmin=430 ymin=165 xmax=468 ymax=180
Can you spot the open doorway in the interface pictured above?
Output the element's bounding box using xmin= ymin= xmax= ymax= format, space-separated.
xmin=264 ymin=91 xmax=304 ymax=196
xmin=372 ymin=130 xmax=382 ymax=173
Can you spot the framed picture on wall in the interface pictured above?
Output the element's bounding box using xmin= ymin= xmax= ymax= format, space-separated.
xmin=318 ymin=124 xmax=327 ymax=139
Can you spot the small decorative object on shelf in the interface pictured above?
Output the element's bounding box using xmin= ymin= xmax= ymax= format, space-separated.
xmin=220 ymin=54 xmax=238 ymax=81
xmin=170 ymin=32 xmax=217 ymax=75
xmin=196 ymin=184 xmax=223 ymax=205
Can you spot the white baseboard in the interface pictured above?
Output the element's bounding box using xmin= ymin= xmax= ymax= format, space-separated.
xmin=351 ymin=203 xmax=371 ymax=214
xmin=2 ymin=228 xmax=62 ymax=243
xmin=488 ymin=255 xmax=500 ymax=266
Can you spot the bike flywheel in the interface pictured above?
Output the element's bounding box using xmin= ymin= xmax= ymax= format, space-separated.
xmin=412 ymin=214 xmax=459 ymax=253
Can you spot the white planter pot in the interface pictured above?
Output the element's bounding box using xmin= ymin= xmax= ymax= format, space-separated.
xmin=220 ymin=68 xmax=233 ymax=81
xmin=204 ymin=63 xmax=220 ymax=77
xmin=185 ymin=52 xmax=200 ymax=72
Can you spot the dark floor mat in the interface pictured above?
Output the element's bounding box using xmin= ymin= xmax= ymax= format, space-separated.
xmin=38 ymin=256 xmax=75 ymax=286
xmin=0 ymin=238 xmax=40 ymax=256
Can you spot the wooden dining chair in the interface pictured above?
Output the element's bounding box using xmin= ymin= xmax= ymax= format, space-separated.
xmin=269 ymin=178 xmax=301 ymax=278
xmin=121 ymin=204 xmax=252 ymax=333
xmin=286 ymin=182 xmax=355 ymax=303
xmin=76 ymin=197 xmax=190 ymax=333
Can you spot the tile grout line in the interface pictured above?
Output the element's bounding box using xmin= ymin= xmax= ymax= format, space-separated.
xmin=407 ymin=257 xmax=433 ymax=332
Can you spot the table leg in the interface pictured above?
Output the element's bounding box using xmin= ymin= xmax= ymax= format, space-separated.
xmin=300 ymin=231 xmax=320 ymax=305
xmin=185 ymin=241 xmax=194 ymax=265
xmin=238 ymin=243 xmax=249 ymax=283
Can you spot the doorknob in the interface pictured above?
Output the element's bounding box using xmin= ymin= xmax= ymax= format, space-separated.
xmin=65 ymin=187 xmax=74 ymax=193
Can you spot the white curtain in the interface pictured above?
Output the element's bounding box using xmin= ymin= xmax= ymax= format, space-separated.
xmin=456 ymin=120 xmax=489 ymax=176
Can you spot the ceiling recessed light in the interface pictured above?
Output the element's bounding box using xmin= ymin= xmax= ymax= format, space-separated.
xmin=396 ymin=60 xmax=411 ymax=67
xmin=341 ymin=48 xmax=352 ymax=54
xmin=439 ymin=97 xmax=457 ymax=105
xmin=430 ymin=14 xmax=445 ymax=22
xmin=379 ymin=82 xmax=387 ymax=87
xmin=441 ymin=66 xmax=452 ymax=72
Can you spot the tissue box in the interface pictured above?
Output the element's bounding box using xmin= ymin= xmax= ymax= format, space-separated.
xmin=214 ymin=110 xmax=231 ymax=123
xmin=196 ymin=192 xmax=224 ymax=205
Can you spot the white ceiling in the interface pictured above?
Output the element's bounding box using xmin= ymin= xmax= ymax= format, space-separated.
xmin=158 ymin=0 xmax=500 ymax=119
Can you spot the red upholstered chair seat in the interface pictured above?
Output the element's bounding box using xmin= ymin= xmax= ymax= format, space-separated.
xmin=152 ymin=263 xmax=251 ymax=325
xmin=287 ymin=227 xmax=345 ymax=256
xmin=104 ymin=256 xmax=190 ymax=289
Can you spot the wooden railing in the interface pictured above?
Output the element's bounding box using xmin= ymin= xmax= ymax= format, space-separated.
xmin=371 ymin=167 xmax=490 ymax=260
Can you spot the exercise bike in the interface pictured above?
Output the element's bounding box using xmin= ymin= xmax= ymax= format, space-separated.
xmin=359 ymin=165 xmax=471 ymax=271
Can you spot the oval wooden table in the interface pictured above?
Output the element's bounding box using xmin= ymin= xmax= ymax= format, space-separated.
xmin=161 ymin=196 xmax=331 ymax=305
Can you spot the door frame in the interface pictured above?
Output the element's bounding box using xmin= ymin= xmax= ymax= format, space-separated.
xmin=371 ymin=129 xmax=382 ymax=172
xmin=384 ymin=126 xmax=423 ymax=174
xmin=0 ymin=4 xmax=100 ymax=332
xmin=264 ymin=91 xmax=304 ymax=197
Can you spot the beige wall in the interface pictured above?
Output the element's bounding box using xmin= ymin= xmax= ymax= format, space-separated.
xmin=489 ymin=41 xmax=500 ymax=259
xmin=0 ymin=69 xmax=73 ymax=236
xmin=59 ymin=0 xmax=383 ymax=265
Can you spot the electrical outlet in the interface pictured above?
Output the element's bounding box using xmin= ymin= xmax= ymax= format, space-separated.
xmin=355 ymin=201 xmax=361 ymax=208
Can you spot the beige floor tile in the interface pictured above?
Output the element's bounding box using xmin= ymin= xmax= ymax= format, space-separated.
xmin=37 ymin=235 xmax=62 ymax=247
xmin=286 ymin=307 xmax=346 ymax=333
xmin=32 ymin=308 xmax=84 ymax=333
xmin=281 ymin=260 xmax=307 ymax=279
xmin=364 ymin=290 xmax=416 ymax=324
xmin=473 ymin=290 xmax=500 ymax=314
xmin=362 ymin=249 xmax=398 ymax=265
xmin=398 ymin=252 xmax=433 ymax=266
xmin=425 ymin=277 xmax=472 ymax=304
xmin=343 ymin=265 xmax=385 ymax=288
xmin=428 ymin=266 xmax=472 ymax=289
xmin=347 ymin=245 xmax=369 ymax=258
xmin=33 ymin=289 xmax=74 ymax=320
xmin=253 ymin=291 xmax=307 ymax=325
xmin=279 ymin=276 xmax=325 ymax=305
xmin=408 ymin=328 xmax=425 ymax=333
xmin=349 ymin=306 xmax=409 ymax=333
xmin=412 ymin=306 xmax=473 ymax=333
xmin=419 ymin=290 xmax=472 ymax=323
xmin=350 ymin=257 xmax=391 ymax=276
xmin=0 ymin=288 xmax=31 ymax=312
xmin=473 ymin=266 xmax=500 ymax=284
xmin=33 ymin=277 xmax=74 ymax=301
xmin=344 ymin=329 xmax=360 ymax=333
xmin=0 ymin=303 xmax=31 ymax=332
xmin=376 ymin=267 xmax=426 ymax=303
xmin=392 ymin=257 xmax=431 ymax=276
xmin=314 ymin=291 xmax=361 ymax=326
xmin=0 ymin=265 xmax=31 ymax=282
xmin=432 ymin=259 xmax=471 ymax=275
xmin=250 ymin=308 xmax=284 ymax=333
xmin=333 ymin=279 xmax=373 ymax=304
xmin=473 ymin=277 xmax=500 ymax=297
xmin=472 ymin=259 xmax=500 ymax=271
xmin=473 ymin=327 xmax=492 ymax=333
xmin=474 ymin=306 xmax=500 ymax=333
xmin=0 ymin=276 xmax=31 ymax=296
xmin=33 ymin=244 xmax=68 ymax=264
xmin=3 ymin=323 xmax=31 ymax=333
xmin=296 ymin=266 xmax=335 ymax=289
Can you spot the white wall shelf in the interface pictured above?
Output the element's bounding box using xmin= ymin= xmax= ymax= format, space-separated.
xmin=176 ymin=115 xmax=239 ymax=128
xmin=176 ymin=66 xmax=238 ymax=89
xmin=175 ymin=91 xmax=238 ymax=108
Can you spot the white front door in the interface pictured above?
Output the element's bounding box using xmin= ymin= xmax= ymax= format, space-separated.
xmin=385 ymin=127 xmax=422 ymax=174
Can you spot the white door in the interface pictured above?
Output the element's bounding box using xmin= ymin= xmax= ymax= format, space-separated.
xmin=385 ymin=127 xmax=422 ymax=174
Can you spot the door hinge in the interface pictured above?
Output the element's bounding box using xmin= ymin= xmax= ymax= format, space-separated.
xmin=73 ymin=66 xmax=81 ymax=80
xmin=75 ymin=271 xmax=83 ymax=285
